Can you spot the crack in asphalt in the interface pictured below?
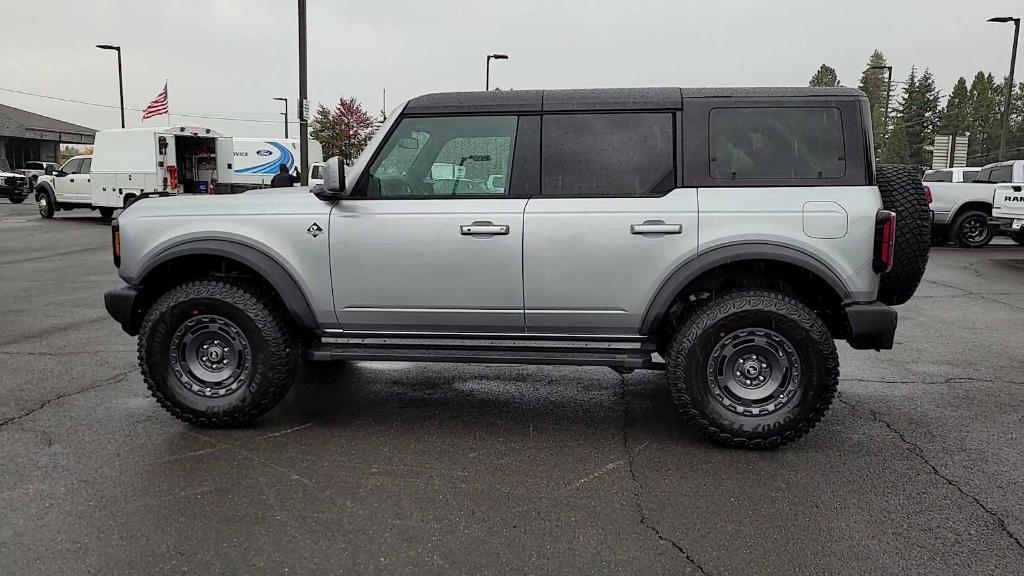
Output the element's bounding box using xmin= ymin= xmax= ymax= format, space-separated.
xmin=837 ymin=395 xmax=1024 ymax=553
xmin=842 ymin=376 xmax=1024 ymax=387
xmin=0 ymin=368 xmax=135 ymax=429
xmin=0 ymin=244 xmax=106 ymax=266
xmin=620 ymin=377 xmax=709 ymax=575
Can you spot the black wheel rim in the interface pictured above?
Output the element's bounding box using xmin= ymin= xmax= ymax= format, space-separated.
xmin=961 ymin=216 xmax=988 ymax=244
xmin=169 ymin=315 xmax=252 ymax=398
xmin=706 ymin=328 xmax=801 ymax=416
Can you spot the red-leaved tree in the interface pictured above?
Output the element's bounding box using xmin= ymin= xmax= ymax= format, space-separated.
xmin=310 ymin=96 xmax=379 ymax=165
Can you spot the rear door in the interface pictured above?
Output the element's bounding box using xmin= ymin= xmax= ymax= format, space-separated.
xmin=331 ymin=115 xmax=527 ymax=333
xmin=523 ymin=111 xmax=698 ymax=335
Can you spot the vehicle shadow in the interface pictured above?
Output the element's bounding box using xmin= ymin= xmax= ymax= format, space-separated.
xmin=264 ymin=360 xmax=699 ymax=444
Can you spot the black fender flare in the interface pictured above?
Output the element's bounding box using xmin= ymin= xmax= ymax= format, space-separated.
xmin=131 ymin=239 xmax=318 ymax=328
xmin=35 ymin=181 xmax=55 ymax=198
xmin=639 ymin=243 xmax=853 ymax=335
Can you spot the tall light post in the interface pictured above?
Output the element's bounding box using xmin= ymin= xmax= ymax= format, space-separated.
xmin=273 ymin=97 xmax=288 ymax=138
xmin=297 ymin=0 xmax=309 ymax=185
xmin=867 ymin=64 xmax=893 ymax=147
xmin=486 ymin=54 xmax=508 ymax=91
xmin=988 ymin=16 xmax=1020 ymax=161
xmin=96 ymin=44 xmax=125 ymax=128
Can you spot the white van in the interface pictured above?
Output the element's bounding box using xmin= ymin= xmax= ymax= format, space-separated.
xmin=232 ymin=138 xmax=323 ymax=188
xmin=89 ymin=126 xmax=231 ymax=209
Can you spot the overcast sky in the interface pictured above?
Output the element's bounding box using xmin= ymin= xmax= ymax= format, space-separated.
xmin=1 ymin=0 xmax=1020 ymax=138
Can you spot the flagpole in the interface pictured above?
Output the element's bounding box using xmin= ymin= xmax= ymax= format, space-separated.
xmin=165 ymin=80 xmax=170 ymax=125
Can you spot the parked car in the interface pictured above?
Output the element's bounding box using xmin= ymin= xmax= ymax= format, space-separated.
xmin=103 ymin=87 xmax=930 ymax=448
xmin=0 ymin=158 xmax=31 ymax=204
xmin=17 ymin=161 xmax=60 ymax=184
xmin=927 ymin=159 xmax=1024 ymax=247
xmin=34 ymin=155 xmax=103 ymax=218
xmin=990 ymin=182 xmax=1024 ymax=245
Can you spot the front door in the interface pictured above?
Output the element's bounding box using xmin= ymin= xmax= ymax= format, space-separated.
xmin=331 ymin=115 xmax=526 ymax=333
xmin=522 ymin=112 xmax=698 ymax=335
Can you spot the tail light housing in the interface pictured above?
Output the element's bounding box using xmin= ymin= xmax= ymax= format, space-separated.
xmin=923 ymin=185 xmax=932 ymax=204
xmin=873 ymin=210 xmax=896 ymax=273
xmin=111 ymin=219 xmax=121 ymax=268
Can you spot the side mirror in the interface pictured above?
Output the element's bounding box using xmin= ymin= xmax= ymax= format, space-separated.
xmin=398 ymin=137 xmax=420 ymax=150
xmin=312 ymin=156 xmax=347 ymax=200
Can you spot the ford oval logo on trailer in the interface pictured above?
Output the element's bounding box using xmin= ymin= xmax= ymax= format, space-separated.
xmin=256 ymin=149 xmax=273 ymax=157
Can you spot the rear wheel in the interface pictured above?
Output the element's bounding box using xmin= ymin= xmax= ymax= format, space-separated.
xmin=1010 ymin=229 xmax=1024 ymax=246
xmin=876 ymin=164 xmax=931 ymax=306
xmin=36 ymin=189 xmax=56 ymax=219
xmin=9 ymin=196 xmax=25 ymax=204
xmin=98 ymin=207 xmax=115 ymax=219
xmin=950 ymin=209 xmax=992 ymax=248
xmin=666 ymin=290 xmax=839 ymax=448
xmin=138 ymin=280 xmax=299 ymax=427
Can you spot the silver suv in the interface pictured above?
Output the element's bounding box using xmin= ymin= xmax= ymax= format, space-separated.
xmin=104 ymin=87 xmax=930 ymax=447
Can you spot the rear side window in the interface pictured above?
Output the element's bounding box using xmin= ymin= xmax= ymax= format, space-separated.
xmin=709 ymin=107 xmax=845 ymax=180
xmin=541 ymin=113 xmax=674 ymax=196
xmin=962 ymin=170 xmax=979 ymax=182
xmin=990 ymin=165 xmax=1012 ymax=183
xmin=80 ymin=158 xmax=92 ymax=173
xmin=923 ymin=171 xmax=952 ymax=182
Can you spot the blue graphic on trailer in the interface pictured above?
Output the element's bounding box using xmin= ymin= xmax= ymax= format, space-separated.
xmin=235 ymin=141 xmax=295 ymax=174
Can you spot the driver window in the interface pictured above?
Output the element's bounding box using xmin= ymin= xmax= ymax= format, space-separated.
xmin=61 ymin=158 xmax=82 ymax=174
xmin=364 ymin=116 xmax=517 ymax=197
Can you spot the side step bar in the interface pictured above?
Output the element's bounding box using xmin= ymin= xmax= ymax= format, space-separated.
xmin=307 ymin=334 xmax=664 ymax=370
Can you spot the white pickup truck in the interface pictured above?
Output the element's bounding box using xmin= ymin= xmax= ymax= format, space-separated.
xmin=928 ymin=160 xmax=1023 ymax=248
xmin=990 ymin=182 xmax=1024 ymax=245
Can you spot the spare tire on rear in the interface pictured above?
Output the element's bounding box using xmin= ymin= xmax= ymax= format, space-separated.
xmin=876 ymin=164 xmax=930 ymax=306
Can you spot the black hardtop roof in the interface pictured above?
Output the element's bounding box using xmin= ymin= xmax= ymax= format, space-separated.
xmin=404 ymin=87 xmax=866 ymax=114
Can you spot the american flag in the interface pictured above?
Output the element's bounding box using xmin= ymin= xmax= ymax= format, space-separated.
xmin=141 ymin=83 xmax=169 ymax=120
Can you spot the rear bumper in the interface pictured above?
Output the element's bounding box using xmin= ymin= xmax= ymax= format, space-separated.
xmin=988 ymin=216 xmax=1020 ymax=233
xmin=104 ymin=285 xmax=143 ymax=335
xmin=845 ymin=301 xmax=897 ymax=350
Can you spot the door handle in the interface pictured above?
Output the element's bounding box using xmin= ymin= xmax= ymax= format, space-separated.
xmin=460 ymin=222 xmax=509 ymax=235
xmin=630 ymin=221 xmax=682 ymax=235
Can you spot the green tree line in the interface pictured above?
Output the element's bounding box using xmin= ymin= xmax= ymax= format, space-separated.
xmin=810 ymin=50 xmax=1024 ymax=167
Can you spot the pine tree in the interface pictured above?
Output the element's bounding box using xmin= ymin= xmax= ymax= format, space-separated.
xmin=857 ymin=50 xmax=890 ymax=153
xmin=967 ymin=72 xmax=1001 ymax=165
xmin=938 ymin=77 xmax=971 ymax=136
xmin=809 ymin=64 xmax=841 ymax=87
xmin=881 ymin=124 xmax=910 ymax=164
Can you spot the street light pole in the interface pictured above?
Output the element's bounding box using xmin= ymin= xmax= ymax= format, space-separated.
xmin=297 ymin=0 xmax=309 ymax=185
xmin=486 ymin=54 xmax=508 ymax=91
xmin=868 ymin=65 xmax=893 ymax=147
xmin=989 ymin=16 xmax=1020 ymax=161
xmin=273 ymin=97 xmax=288 ymax=138
xmin=96 ymin=45 xmax=125 ymax=128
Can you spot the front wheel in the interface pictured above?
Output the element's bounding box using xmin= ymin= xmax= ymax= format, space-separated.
xmin=98 ymin=207 xmax=115 ymax=219
xmin=951 ymin=210 xmax=992 ymax=248
xmin=9 ymin=196 xmax=25 ymax=204
xmin=36 ymin=189 xmax=55 ymax=219
xmin=1011 ymin=229 xmax=1024 ymax=246
xmin=666 ymin=290 xmax=839 ymax=448
xmin=138 ymin=280 xmax=299 ymax=426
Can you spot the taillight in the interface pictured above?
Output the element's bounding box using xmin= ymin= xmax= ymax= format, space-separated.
xmin=923 ymin=185 xmax=933 ymax=204
xmin=111 ymin=219 xmax=121 ymax=268
xmin=873 ymin=210 xmax=896 ymax=273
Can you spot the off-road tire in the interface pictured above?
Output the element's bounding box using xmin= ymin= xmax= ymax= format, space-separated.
xmin=950 ymin=209 xmax=992 ymax=249
xmin=876 ymin=164 xmax=930 ymax=306
xmin=98 ymin=207 xmax=115 ymax=219
xmin=138 ymin=279 xmax=298 ymax=427
xmin=36 ymin=188 xmax=56 ymax=219
xmin=666 ymin=290 xmax=839 ymax=448
xmin=9 ymin=196 xmax=25 ymax=204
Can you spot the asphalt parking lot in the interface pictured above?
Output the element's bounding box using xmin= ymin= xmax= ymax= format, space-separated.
xmin=1 ymin=200 xmax=1023 ymax=575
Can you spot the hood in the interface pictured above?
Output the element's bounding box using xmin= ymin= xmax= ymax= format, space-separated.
xmin=120 ymin=187 xmax=330 ymax=220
